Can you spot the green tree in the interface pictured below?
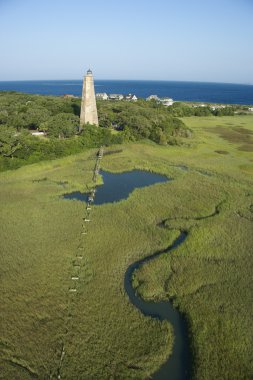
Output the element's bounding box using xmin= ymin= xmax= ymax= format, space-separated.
xmin=41 ymin=113 xmax=79 ymax=138
xmin=0 ymin=126 xmax=23 ymax=158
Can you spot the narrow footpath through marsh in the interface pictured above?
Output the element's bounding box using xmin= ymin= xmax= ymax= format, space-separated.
xmin=55 ymin=146 xmax=104 ymax=379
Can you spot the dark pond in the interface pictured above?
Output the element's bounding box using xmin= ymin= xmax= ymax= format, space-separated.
xmin=63 ymin=170 xmax=169 ymax=204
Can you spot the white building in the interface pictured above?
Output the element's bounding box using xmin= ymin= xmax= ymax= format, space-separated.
xmin=125 ymin=94 xmax=138 ymax=101
xmin=63 ymin=94 xmax=77 ymax=99
xmin=146 ymin=95 xmax=160 ymax=101
xmin=210 ymin=105 xmax=226 ymax=110
xmin=109 ymin=94 xmax=124 ymax=100
xmin=96 ymin=93 xmax=108 ymax=100
xmin=146 ymin=95 xmax=173 ymax=106
xmin=31 ymin=131 xmax=45 ymax=137
xmin=160 ymin=98 xmax=174 ymax=106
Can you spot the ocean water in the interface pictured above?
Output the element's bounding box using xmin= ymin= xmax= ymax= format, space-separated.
xmin=0 ymin=80 xmax=252 ymax=105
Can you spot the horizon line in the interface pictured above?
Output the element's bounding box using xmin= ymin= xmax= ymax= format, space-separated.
xmin=0 ymin=78 xmax=252 ymax=86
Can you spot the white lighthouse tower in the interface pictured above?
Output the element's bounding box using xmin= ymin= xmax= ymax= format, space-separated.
xmin=80 ymin=69 xmax=98 ymax=127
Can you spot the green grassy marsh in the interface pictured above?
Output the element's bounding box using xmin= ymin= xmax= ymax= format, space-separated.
xmin=0 ymin=115 xmax=253 ymax=379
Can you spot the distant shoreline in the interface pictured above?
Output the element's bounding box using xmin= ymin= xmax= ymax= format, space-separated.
xmin=0 ymin=80 xmax=252 ymax=105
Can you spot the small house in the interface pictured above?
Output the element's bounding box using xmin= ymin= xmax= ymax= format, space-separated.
xmin=109 ymin=94 xmax=124 ymax=101
xmin=63 ymin=94 xmax=76 ymax=99
xmin=31 ymin=131 xmax=46 ymax=137
xmin=146 ymin=95 xmax=160 ymax=101
xmin=125 ymin=94 xmax=138 ymax=101
xmin=96 ymin=93 xmax=109 ymax=100
xmin=160 ymin=98 xmax=174 ymax=106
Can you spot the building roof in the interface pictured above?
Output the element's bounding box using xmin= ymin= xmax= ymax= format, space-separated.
xmin=109 ymin=94 xmax=123 ymax=97
xmin=146 ymin=95 xmax=160 ymax=100
xmin=160 ymin=97 xmax=173 ymax=101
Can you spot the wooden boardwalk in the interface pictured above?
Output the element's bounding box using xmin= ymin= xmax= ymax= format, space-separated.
xmin=55 ymin=146 xmax=104 ymax=379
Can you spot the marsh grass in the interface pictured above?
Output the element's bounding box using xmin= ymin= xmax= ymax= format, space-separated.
xmin=208 ymin=125 xmax=253 ymax=151
xmin=0 ymin=115 xmax=253 ymax=379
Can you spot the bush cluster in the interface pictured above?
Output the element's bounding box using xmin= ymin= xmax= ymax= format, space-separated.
xmin=0 ymin=92 xmax=192 ymax=171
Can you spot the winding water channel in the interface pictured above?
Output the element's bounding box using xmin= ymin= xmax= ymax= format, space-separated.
xmin=64 ymin=170 xmax=191 ymax=379
xmin=125 ymin=231 xmax=191 ymax=380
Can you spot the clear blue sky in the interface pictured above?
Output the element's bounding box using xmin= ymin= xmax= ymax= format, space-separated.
xmin=0 ymin=0 xmax=252 ymax=83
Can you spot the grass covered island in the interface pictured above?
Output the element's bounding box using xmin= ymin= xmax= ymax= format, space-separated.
xmin=0 ymin=91 xmax=253 ymax=380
